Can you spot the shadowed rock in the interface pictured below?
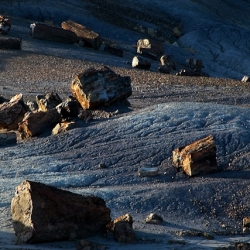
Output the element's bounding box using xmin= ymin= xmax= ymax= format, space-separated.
xmin=11 ymin=180 xmax=111 ymax=243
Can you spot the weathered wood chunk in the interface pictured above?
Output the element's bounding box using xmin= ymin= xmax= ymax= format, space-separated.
xmin=112 ymin=214 xmax=135 ymax=243
xmin=137 ymin=38 xmax=164 ymax=60
xmin=0 ymin=94 xmax=27 ymax=130
xmin=11 ymin=180 xmax=111 ymax=243
xmin=52 ymin=120 xmax=84 ymax=135
xmin=0 ymin=37 xmax=22 ymax=49
xmin=18 ymin=108 xmax=62 ymax=139
xmin=172 ymin=135 xmax=217 ymax=176
xmin=0 ymin=15 xmax=11 ymax=34
xmin=132 ymin=56 xmax=151 ymax=70
xmin=36 ymin=92 xmax=62 ymax=111
xmin=71 ymin=66 xmax=132 ymax=109
xmin=56 ymin=96 xmax=79 ymax=119
xmin=61 ymin=20 xmax=102 ymax=49
xmin=30 ymin=23 xmax=78 ymax=44
xmin=241 ymin=76 xmax=250 ymax=83
xmin=160 ymin=55 xmax=176 ymax=70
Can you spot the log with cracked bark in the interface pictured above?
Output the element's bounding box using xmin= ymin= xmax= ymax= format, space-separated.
xmin=11 ymin=180 xmax=111 ymax=243
xmin=61 ymin=20 xmax=102 ymax=49
xmin=132 ymin=56 xmax=151 ymax=70
xmin=18 ymin=108 xmax=62 ymax=139
xmin=71 ymin=66 xmax=132 ymax=109
xmin=30 ymin=22 xmax=78 ymax=44
xmin=172 ymin=135 xmax=218 ymax=176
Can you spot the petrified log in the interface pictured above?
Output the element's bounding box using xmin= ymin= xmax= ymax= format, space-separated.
xmin=11 ymin=180 xmax=111 ymax=243
xmin=160 ymin=55 xmax=176 ymax=70
xmin=61 ymin=20 xmax=102 ymax=49
xmin=0 ymin=15 xmax=11 ymax=34
xmin=112 ymin=214 xmax=135 ymax=243
xmin=0 ymin=37 xmax=22 ymax=49
xmin=36 ymin=92 xmax=62 ymax=111
xmin=0 ymin=94 xmax=27 ymax=130
xmin=172 ymin=135 xmax=217 ymax=176
xmin=30 ymin=23 xmax=78 ymax=44
xmin=103 ymin=44 xmax=123 ymax=57
xmin=241 ymin=76 xmax=250 ymax=83
xmin=145 ymin=213 xmax=163 ymax=225
xmin=18 ymin=108 xmax=62 ymax=139
xmin=56 ymin=96 xmax=79 ymax=118
xmin=137 ymin=38 xmax=164 ymax=60
xmin=71 ymin=66 xmax=132 ymax=109
xmin=132 ymin=56 xmax=151 ymax=70
xmin=52 ymin=119 xmax=84 ymax=135
xmin=0 ymin=130 xmax=17 ymax=145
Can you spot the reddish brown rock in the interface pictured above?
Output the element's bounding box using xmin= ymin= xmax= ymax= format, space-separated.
xmin=36 ymin=92 xmax=62 ymax=111
xmin=112 ymin=214 xmax=135 ymax=243
xmin=0 ymin=15 xmax=11 ymax=34
xmin=61 ymin=20 xmax=102 ymax=50
xmin=71 ymin=66 xmax=132 ymax=109
xmin=30 ymin=22 xmax=78 ymax=44
xmin=11 ymin=180 xmax=111 ymax=243
xmin=18 ymin=108 xmax=62 ymax=139
xmin=172 ymin=135 xmax=218 ymax=176
xmin=0 ymin=94 xmax=27 ymax=130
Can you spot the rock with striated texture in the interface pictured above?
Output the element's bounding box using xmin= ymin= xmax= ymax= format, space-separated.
xmin=0 ymin=94 xmax=27 ymax=130
xmin=71 ymin=66 xmax=132 ymax=109
xmin=61 ymin=20 xmax=102 ymax=50
xmin=36 ymin=92 xmax=62 ymax=111
xmin=18 ymin=108 xmax=62 ymax=139
xmin=112 ymin=214 xmax=135 ymax=243
xmin=11 ymin=180 xmax=111 ymax=243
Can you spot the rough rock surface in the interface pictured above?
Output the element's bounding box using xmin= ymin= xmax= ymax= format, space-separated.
xmin=71 ymin=67 xmax=132 ymax=109
xmin=11 ymin=180 xmax=111 ymax=243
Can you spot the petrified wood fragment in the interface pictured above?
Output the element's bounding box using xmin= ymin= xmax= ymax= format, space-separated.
xmin=61 ymin=20 xmax=102 ymax=49
xmin=71 ymin=66 xmax=132 ymax=109
xmin=0 ymin=15 xmax=11 ymax=34
xmin=112 ymin=214 xmax=135 ymax=243
xmin=18 ymin=108 xmax=62 ymax=139
xmin=137 ymin=38 xmax=164 ymax=59
xmin=0 ymin=94 xmax=27 ymax=130
xmin=30 ymin=23 xmax=78 ymax=44
xmin=132 ymin=56 xmax=151 ymax=70
xmin=11 ymin=180 xmax=111 ymax=243
xmin=36 ymin=92 xmax=62 ymax=111
xmin=56 ymin=96 xmax=79 ymax=118
xmin=172 ymin=135 xmax=217 ymax=176
xmin=0 ymin=37 xmax=21 ymax=49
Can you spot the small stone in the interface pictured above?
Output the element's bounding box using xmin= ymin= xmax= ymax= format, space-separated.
xmin=99 ymin=163 xmax=107 ymax=169
xmin=145 ymin=213 xmax=163 ymax=224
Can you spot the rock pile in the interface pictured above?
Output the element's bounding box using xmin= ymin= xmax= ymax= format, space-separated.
xmin=0 ymin=66 xmax=132 ymax=142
